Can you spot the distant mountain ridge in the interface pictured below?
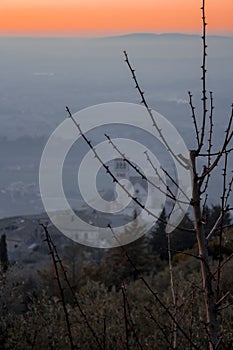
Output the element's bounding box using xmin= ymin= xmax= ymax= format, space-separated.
xmin=99 ymin=32 xmax=233 ymax=40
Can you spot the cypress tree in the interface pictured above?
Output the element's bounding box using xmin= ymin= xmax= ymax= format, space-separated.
xmin=0 ymin=234 xmax=9 ymax=273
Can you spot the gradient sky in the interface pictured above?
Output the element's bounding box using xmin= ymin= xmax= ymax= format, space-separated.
xmin=0 ymin=0 xmax=232 ymax=36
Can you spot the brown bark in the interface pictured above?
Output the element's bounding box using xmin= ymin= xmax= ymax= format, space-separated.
xmin=190 ymin=150 xmax=219 ymax=350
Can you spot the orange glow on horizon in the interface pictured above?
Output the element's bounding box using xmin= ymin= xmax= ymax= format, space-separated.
xmin=0 ymin=1 xmax=232 ymax=36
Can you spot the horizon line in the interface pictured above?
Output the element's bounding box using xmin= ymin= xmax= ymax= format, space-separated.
xmin=0 ymin=31 xmax=233 ymax=39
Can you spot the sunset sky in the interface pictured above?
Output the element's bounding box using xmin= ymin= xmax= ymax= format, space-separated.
xmin=0 ymin=0 xmax=232 ymax=36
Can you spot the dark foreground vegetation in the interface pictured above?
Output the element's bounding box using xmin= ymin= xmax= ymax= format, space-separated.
xmin=0 ymin=206 xmax=233 ymax=349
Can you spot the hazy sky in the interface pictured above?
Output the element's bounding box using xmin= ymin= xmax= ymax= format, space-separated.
xmin=0 ymin=0 xmax=232 ymax=36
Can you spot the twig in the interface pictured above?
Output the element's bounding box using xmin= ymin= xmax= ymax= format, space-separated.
xmin=217 ymin=302 xmax=233 ymax=312
xmin=103 ymin=316 xmax=106 ymax=350
xmin=216 ymin=292 xmax=230 ymax=308
xmin=144 ymin=306 xmax=175 ymax=349
xmin=224 ymin=173 xmax=233 ymax=208
xmin=200 ymin=106 xmax=232 ymax=179
xmin=31 ymin=329 xmax=38 ymax=350
xmin=201 ymin=91 xmax=214 ymax=194
xmin=104 ymin=133 xmax=185 ymax=204
xmin=121 ymin=283 xmax=130 ymax=350
xmin=41 ymin=224 xmax=103 ymax=350
xmin=122 ymin=282 xmax=144 ymax=350
xmin=145 ymin=150 xmax=194 ymax=227
xmin=188 ymin=91 xmax=200 ymax=148
xmin=123 ymin=50 xmax=189 ymax=170
xmin=165 ymin=248 xmax=200 ymax=261
xmin=197 ymin=0 xmax=208 ymax=153
xmin=189 ymin=289 xmax=195 ymax=350
xmin=41 ymin=224 xmax=75 ymax=350
xmin=198 ymin=148 xmax=233 ymax=156
xmin=161 ymin=166 xmax=191 ymax=204
xmin=205 ymin=205 xmax=229 ymax=243
xmin=212 ymin=252 xmax=233 ymax=278
xmin=144 ymin=150 xmax=190 ymax=205
xmin=167 ymin=231 xmax=178 ymax=349
xmin=216 ymin=152 xmax=228 ymax=300
xmin=66 ymin=106 xmax=192 ymax=232
xmin=108 ymin=224 xmax=199 ymax=350
xmin=202 ymin=194 xmax=208 ymax=222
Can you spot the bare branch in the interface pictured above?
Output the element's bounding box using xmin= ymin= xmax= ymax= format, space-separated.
xmin=205 ymin=205 xmax=229 ymax=243
xmin=122 ymin=282 xmax=144 ymax=350
xmin=145 ymin=151 xmax=184 ymax=201
xmin=198 ymin=148 xmax=233 ymax=156
xmin=216 ymin=292 xmax=230 ymax=308
xmin=67 ymin=106 xmax=193 ymax=232
xmin=188 ymin=91 xmax=200 ymax=147
xmin=144 ymin=306 xmax=175 ymax=349
xmin=103 ymin=316 xmax=106 ymax=350
xmin=212 ymin=252 xmax=233 ymax=278
xmin=104 ymin=133 xmax=178 ymax=203
xmin=200 ymin=106 xmax=232 ymax=179
xmin=167 ymin=231 xmax=178 ymax=349
xmin=188 ymin=289 xmax=195 ymax=349
xmin=161 ymin=166 xmax=191 ymax=204
xmin=201 ymin=91 xmax=214 ymax=194
xmin=145 ymin=151 xmax=194 ymax=230
xmin=121 ymin=283 xmax=130 ymax=350
xmin=216 ymin=152 xmax=229 ymax=300
xmin=108 ymin=224 xmax=199 ymax=349
xmin=197 ymin=0 xmax=208 ymax=153
xmin=123 ymin=50 xmax=189 ymax=170
xmin=165 ymin=248 xmax=200 ymax=261
xmin=41 ymin=224 xmax=75 ymax=350
xmin=41 ymin=224 xmax=104 ymax=350
xmin=224 ymin=172 xmax=233 ymax=208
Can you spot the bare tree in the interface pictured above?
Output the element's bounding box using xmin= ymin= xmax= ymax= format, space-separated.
xmin=64 ymin=1 xmax=232 ymax=349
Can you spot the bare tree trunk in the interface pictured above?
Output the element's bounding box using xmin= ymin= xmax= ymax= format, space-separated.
xmin=190 ymin=151 xmax=218 ymax=350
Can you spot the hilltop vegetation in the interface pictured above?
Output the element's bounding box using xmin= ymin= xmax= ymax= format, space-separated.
xmin=0 ymin=206 xmax=232 ymax=349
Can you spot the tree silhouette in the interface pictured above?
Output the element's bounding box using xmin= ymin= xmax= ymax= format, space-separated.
xmin=0 ymin=234 xmax=9 ymax=273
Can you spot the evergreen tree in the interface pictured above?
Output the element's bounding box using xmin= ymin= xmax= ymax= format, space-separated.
xmin=149 ymin=209 xmax=168 ymax=260
xmin=171 ymin=214 xmax=195 ymax=254
xmin=0 ymin=234 xmax=9 ymax=273
xmin=203 ymin=205 xmax=233 ymax=260
xmin=203 ymin=204 xmax=232 ymax=234
xmin=97 ymin=215 xmax=150 ymax=289
xmin=149 ymin=209 xmax=196 ymax=260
